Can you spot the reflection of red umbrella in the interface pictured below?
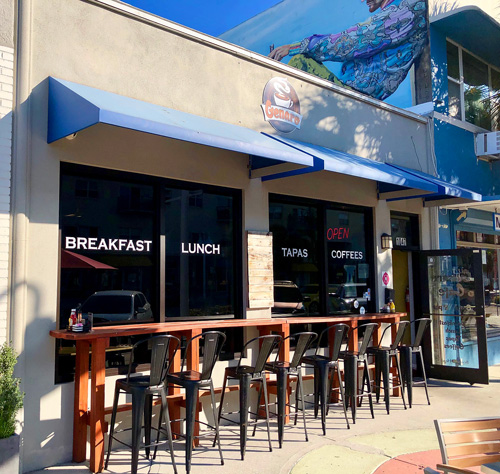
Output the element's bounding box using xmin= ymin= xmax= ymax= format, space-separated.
xmin=61 ymin=250 xmax=117 ymax=269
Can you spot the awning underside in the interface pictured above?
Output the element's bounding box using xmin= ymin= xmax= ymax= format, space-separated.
xmin=47 ymin=77 xmax=314 ymax=179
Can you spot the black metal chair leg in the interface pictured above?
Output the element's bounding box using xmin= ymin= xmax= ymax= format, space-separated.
xmin=363 ymin=362 xmax=375 ymax=419
xmin=337 ymin=365 xmax=350 ymax=429
xmin=276 ymin=367 xmax=287 ymax=448
xmin=399 ymin=346 xmax=413 ymax=408
xmin=394 ymin=353 xmax=407 ymax=410
xmin=297 ymin=371 xmax=308 ymax=441
xmin=344 ymin=354 xmax=357 ymax=423
xmin=375 ymin=355 xmax=382 ymax=403
xmin=252 ymin=379 xmax=264 ymax=438
xmin=418 ymin=349 xmax=431 ymax=405
xmin=214 ymin=373 xmax=228 ymax=447
xmin=184 ymin=385 xmax=199 ymax=474
xmin=131 ymin=390 xmax=146 ymax=474
xmin=105 ymin=385 xmax=121 ymax=470
xmin=380 ymin=352 xmax=391 ymax=414
xmin=239 ymin=373 xmax=251 ymax=461
xmin=318 ymin=363 xmax=329 ymax=435
xmin=313 ymin=366 xmax=320 ymax=419
xmin=209 ymin=380 xmax=224 ymax=466
xmin=144 ymin=394 xmax=152 ymax=458
xmin=160 ymin=389 xmax=178 ymax=474
xmin=261 ymin=376 xmax=273 ymax=453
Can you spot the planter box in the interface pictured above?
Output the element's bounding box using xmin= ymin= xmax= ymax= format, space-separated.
xmin=0 ymin=433 xmax=20 ymax=473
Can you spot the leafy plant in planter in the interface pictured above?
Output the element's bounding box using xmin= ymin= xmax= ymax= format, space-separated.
xmin=0 ymin=342 xmax=24 ymax=439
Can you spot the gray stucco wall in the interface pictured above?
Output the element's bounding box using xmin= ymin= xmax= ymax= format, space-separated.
xmin=0 ymin=0 xmax=14 ymax=48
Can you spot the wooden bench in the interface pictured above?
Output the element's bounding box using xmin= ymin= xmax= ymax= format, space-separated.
xmin=433 ymin=417 xmax=500 ymax=473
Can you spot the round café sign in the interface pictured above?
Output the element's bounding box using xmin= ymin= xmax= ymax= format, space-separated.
xmin=261 ymin=77 xmax=302 ymax=133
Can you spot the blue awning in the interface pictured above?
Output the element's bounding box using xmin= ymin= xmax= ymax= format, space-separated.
xmin=387 ymin=164 xmax=482 ymax=206
xmin=262 ymin=135 xmax=439 ymax=198
xmin=47 ymin=77 xmax=314 ymax=178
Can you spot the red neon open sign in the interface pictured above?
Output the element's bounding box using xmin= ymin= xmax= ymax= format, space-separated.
xmin=326 ymin=227 xmax=350 ymax=240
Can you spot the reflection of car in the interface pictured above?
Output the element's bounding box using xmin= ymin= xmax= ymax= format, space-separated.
xmin=301 ymin=283 xmax=368 ymax=314
xmin=81 ymin=290 xmax=154 ymax=325
xmin=272 ymin=281 xmax=310 ymax=317
xmin=330 ymin=283 xmax=368 ymax=313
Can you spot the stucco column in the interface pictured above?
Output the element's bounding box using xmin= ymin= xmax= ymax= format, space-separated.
xmin=374 ymin=199 xmax=392 ymax=311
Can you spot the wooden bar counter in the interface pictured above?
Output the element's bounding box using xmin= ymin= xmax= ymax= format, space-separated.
xmin=50 ymin=312 xmax=404 ymax=473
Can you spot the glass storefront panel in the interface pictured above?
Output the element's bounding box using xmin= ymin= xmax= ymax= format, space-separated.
xmin=326 ymin=209 xmax=372 ymax=314
xmin=269 ymin=196 xmax=374 ymax=317
xmin=57 ymin=165 xmax=241 ymax=383
xmin=164 ymin=187 xmax=235 ymax=318
xmin=269 ymin=200 xmax=320 ymax=316
xmin=426 ymin=254 xmax=479 ymax=369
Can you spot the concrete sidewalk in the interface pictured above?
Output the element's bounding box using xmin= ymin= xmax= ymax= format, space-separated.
xmin=28 ymin=366 xmax=500 ymax=474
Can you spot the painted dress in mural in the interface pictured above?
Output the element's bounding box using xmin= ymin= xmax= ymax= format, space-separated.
xmin=268 ymin=0 xmax=427 ymax=100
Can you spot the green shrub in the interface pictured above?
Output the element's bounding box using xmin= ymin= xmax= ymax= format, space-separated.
xmin=0 ymin=342 xmax=24 ymax=439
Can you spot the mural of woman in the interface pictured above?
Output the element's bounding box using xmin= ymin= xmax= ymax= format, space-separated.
xmin=268 ymin=0 xmax=428 ymax=100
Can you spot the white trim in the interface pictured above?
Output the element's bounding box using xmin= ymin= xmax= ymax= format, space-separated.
xmin=89 ymin=0 xmax=428 ymax=125
xmin=433 ymin=111 xmax=489 ymax=134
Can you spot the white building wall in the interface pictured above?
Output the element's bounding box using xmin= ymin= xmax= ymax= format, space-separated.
xmin=0 ymin=44 xmax=13 ymax=345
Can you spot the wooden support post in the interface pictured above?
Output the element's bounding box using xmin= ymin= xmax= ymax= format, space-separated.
xmin=89 ymin=338 xmax=109 ymax=473
xmin=73 ymin=340 xmax=89 ymax=463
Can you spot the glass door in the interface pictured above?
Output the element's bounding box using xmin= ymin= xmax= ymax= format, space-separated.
xmin=420 ymin=249 xmax=488 ymax=384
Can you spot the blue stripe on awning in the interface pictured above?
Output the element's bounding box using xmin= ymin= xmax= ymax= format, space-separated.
xmin=387 ymin=164 xmax=482 ymax=205
xmin=47 ymin=77 xmax=314 ymax=172
xmin=263 ymin=135 xmax=438 ymax=196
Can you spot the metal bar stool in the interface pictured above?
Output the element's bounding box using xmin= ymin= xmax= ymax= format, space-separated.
xmin=161 ymin=331 xmax=226 ymax=474
xmin=263 ymin=331 xmax=317 ymax=447
xmin=216 ymin=334 xmax=282 ymax=460
xmin=367 ymin=320 xmax=410 ymax=414
xmin=105 ymin=334 xmax=180 ymax=474
xmin=398 ymin=318 xmax=431 ymax=408
xmin=338 ymin=323 xmax=379 ymax=423
xmin=302 ymin=323 xmax=350 ymax=435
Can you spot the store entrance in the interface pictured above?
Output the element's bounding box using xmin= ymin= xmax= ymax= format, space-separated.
xmin=419 ymin=249 xmax=489 ymax=385
xmin=392 ymin=249 xmax=411 ymax=345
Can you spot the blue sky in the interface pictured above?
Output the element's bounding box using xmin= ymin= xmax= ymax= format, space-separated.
xmin=123 ymin=0 xmax=283 ymax=36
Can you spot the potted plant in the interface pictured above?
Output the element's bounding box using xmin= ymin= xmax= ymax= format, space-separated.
xmin=0 ymin=342 xmax=24 ymax=473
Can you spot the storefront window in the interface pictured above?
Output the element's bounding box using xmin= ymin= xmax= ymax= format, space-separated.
xmin=326 ymin=209 xmax=372 ymax=314
xmin=56 ymin=165 xmax=241 ymax=383
xmin=269 ymin=201 xmax=320 ymax=316
xmin=164 ymin=187 xmax=236 ymax=318
xmin=269 ymin=195 xmax=374 ymax=316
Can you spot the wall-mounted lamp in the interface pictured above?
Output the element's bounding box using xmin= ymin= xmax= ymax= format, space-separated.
xmin=381 ymin=233 xmax=393 ymax=251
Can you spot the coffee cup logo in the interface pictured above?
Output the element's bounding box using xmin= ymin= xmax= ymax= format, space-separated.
xmin=261 ymin=78 xmax=302 ymax=133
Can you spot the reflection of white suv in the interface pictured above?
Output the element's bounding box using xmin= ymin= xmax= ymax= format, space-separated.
xmin=81 ymin=290 xmax=153 ymax=325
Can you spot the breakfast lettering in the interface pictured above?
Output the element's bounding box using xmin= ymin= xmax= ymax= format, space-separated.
xmin=65 ymin=236 xmax=152 ymax=252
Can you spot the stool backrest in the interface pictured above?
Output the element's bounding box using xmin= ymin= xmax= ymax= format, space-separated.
xmin=182 ymin=331 xmax=227 ymax=381
xmin=356 ymin=323 xmax=379 ymax=357
xmin=412 ymin=318 xmax=431 ymax=349
xmin=238 ymin=334 xmax=282 ymax=374
xmin=379 ymin=320 xmax=410 ymax=350
xmin=316 ymin=323 xmax=350 ymax=361
xmin=127 ymin=334 xmax=181 ymax=385
xmin=287 ymin=332 xmax=318 ymax=368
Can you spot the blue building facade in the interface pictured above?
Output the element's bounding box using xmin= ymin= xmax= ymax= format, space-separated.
xmin=425 ymin=7 xmax=500 ymax=365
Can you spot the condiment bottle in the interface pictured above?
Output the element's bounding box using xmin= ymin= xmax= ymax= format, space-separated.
xmin=389 ymin=300 xmax=396 ymax=313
